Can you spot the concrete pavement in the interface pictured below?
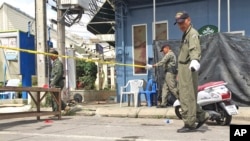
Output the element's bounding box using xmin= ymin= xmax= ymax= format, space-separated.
xmin=1 ymin=116 xmax=237 ymax=141
xmin=74 ymin=101 xmax=250 ymax=121
xmin=1 ymin=102 xmax=248 ymax=141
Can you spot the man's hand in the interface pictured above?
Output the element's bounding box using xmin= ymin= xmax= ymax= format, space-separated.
xmin=189 ymin=60 xmax=200 ymax=72
xmin=145 ymin=64 xmax=153 ymax=70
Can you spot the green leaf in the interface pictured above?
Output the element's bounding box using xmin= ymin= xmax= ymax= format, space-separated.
xmin=76 ymin=60 xmax=97 ymax=90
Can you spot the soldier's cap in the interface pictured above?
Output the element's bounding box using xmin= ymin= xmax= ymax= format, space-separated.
xmin=174 ymin=11 xmax=189 ymax=25
xmin=160 ymin=43 xmax=171 ymax=52
xmin=49 ymin=48 xmax=58 ymax=55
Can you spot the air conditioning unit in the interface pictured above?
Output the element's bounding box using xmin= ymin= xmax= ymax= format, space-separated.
xmin=70 ymin=90 xmax=83 ymax=103
xmin=69 ymin=90 xmax=100 ymax=103
xmin=60 ymin=0 xmax=89 ymax=10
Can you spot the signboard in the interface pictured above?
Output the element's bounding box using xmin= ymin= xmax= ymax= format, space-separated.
xmin=198 ymin=25 xmax=218 ymax=36
xmin=0 ymin=37 xmax=18 ymax=61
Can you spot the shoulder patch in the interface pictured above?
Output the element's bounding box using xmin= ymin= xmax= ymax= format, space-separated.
xmin=192 ymin=34 xmax=198 ymax=38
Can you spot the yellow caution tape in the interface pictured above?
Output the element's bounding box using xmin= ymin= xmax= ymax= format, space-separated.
xmin=0 ymin=46 xmax=146 ymax=68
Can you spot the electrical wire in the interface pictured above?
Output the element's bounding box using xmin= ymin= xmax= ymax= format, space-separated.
xmin=47 ymin=0 xmax=84 ymax=27
xmin=64 ymin=8 xmax=83 ymax=27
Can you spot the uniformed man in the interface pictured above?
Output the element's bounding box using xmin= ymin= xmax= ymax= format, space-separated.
xmin=153 ymin=43 xmax=178 ymax=108
xmin=49 ymin=49 xmax=69 ymax=112
xmin=174 ymin=11 xmax=209 ymax=133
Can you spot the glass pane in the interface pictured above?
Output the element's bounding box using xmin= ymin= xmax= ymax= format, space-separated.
xmin=133 ymin=25 xmax=147 ymax=74
xmin=155 ymin=22 xmax=167 ymax=40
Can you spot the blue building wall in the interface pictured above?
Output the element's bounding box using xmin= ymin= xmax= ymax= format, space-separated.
xmin=115 ymin=0 xmax=250 ymax=101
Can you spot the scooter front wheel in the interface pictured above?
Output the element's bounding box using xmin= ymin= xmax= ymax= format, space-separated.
xmin=175 ymin=106 xmax=182 ymax=119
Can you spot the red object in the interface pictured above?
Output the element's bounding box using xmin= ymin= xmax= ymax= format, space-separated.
xmin=44 ymin=119 xmax=53 ymax=124
xmin=198 ymin=81 xmax=225 ymax=92
xmin=221 ymin=92 xmax=231 ymax=100
xmin=43 ymin=84 xmax=49 ymax=88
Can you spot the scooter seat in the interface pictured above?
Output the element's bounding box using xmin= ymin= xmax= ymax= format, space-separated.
xmin=198 ymin=81 xmax=226 ymax=92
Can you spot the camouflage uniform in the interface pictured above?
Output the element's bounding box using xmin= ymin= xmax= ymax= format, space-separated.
xmin=50 ymin=58 xmax=67 ymax=111
xmin=155 ymin=50 xmax=178 ymax=106
xmin=178 ymin=25 xmax=208 ymax=128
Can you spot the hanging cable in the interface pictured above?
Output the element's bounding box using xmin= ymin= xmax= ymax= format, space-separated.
xmin=64 ymin=8 xmax=84 ymax=27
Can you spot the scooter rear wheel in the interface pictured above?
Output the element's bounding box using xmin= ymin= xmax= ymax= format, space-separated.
xmin=215 ymin=111 xmax=232 ymax=125
xmin=175 ymin=106 xmax=182 ymax=119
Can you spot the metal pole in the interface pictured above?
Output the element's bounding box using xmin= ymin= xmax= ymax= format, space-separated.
xmin=121 ymin=5 xmax=125 ymax=87
xmin=153 ymin=0 xmax=156 ymax=40
xmin=218 ymin=0 xmax=221 ymax=32
xmin=48 ymin=27 xmax=51 ymax=42
xmin=28 ymin=21 xmax=31 ymax=37
xmin=47 ymin=26 xmax=51 ymax=85
xmin=227 ymin=0 xmax=230 ymax=32
xmin=65 ymin=48 xmax=69 ymax=99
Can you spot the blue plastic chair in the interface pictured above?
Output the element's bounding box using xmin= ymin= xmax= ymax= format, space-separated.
xmin=139 ymin=79 xmax=158 ymax=107
xmin=0 ymin=79 xmax=20 ymax=99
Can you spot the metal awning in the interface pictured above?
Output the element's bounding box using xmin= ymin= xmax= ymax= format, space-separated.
xmin=87 ymin=0 xmax=205 ymax=47
xmin=87 ymin=1 xmax=115 ymax=36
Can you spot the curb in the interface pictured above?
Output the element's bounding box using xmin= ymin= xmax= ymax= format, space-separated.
xmin=75 ymin=106 xmax=250 ymax=121
xmin=95 ymin=107 xmax=139 ymax=118
xmin=231 ymin=107 xmax=250 ymax=121
xmin=76 ymin=107 xmax=179 ymax=119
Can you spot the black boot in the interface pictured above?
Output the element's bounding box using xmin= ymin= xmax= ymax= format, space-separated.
xmin=177 ymin=126 xmax=196 ymax=133
xmin=196 ymin=112 xmax=210 ymax=129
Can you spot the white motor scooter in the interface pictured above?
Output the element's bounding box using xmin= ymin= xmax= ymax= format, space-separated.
xmin=173 ymin=81 xmax=239 ymax=125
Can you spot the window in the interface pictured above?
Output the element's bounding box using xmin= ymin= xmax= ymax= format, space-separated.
xmin=132 ymin=24 xmax=147 ymax=75
xmin=227 ymin=30 xmax=245 ymax=36
xmin=154 ymin=21 xmax=168 ymax=40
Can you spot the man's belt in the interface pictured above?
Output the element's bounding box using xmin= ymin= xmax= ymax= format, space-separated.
xmin=178 ymin=59 xmax=190 ymax=64
xmin=165 ymin=67 xmax=177 ymax=74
